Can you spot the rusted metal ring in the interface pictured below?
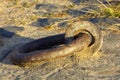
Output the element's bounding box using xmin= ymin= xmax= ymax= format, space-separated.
xmin=10 ymin=34 xmax=66 ymax=65
xmin=10 ymin=34 xmax=91 ymax=66
xmin=65 ymin=20 xmax=103 ymax=54
xmin=9 ymin=21 xmax=102 ymax=66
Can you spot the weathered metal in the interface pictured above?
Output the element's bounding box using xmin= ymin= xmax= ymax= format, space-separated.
xmin=10 ymin=20 xmax=102 ymax=66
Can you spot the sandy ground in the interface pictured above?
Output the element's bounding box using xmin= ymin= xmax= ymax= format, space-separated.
xmin=0 ymin=0 xmax=120 ymax=80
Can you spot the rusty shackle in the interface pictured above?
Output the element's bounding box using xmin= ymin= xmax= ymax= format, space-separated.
xmin=10 ymin=20 xmax=102 ymax=66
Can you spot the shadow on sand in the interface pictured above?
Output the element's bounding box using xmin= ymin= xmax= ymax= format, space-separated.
xmin=0 ymin=26 xmax=33 ymax=64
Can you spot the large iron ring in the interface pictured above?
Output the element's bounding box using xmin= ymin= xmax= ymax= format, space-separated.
xmin=10 ymin=20 xmax=102 ymax=66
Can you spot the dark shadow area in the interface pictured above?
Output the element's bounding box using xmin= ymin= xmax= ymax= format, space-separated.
xmin=58 ymin=21 xmax=69 ymax=28
xmin=69 ymin=0 xmax=90 ymax=5
xmin=66 ymin=9 xmax=85 ymax=17
xmin=69 ymin=0 xmax=116 ymax=5
xmin=32 ymin=3 xmax=69 ymax=27
xmin=1 ymin=33 xmax=66 ymax=66
xmin=34 ymin=3 xmax=66 ymax=16
xmin=82 ymin=5 xmax=100 ymax=11
xmin=32 ymin=4 xmax=100 ymax=27
xmin=19 ymin=33 xmax=65 ymax=53
xmin=0 ymin=28 xmax=15 ymax=38
xmin=0 ymin=26 xmax=24 ymax=38
xmin=0 ymin=27 xmax=33 ymax=64
xmin=32 ymin=2 xmax=104 ymax=27
xmin=102 ymin=0 xmax=120 ymax=5
xmin=65 ymin=5 xmax=99 ymax=17
xmin=31 ymin=18 xmax=67 ymax=27
xmin=89 ymin=17 xmax=120 ymax=24
xmin=0 ymin=26 xmax=66 ymax=65
xmin=4 ymin=26 xmax=24 ymax=32
xmin=35 ymin=3 xmax=66 ymax=11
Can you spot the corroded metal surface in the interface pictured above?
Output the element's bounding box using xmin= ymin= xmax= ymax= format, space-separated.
xmin=10 ymin=33 xmax=91 ymax=66
xmin=65 ymin=20 xmax=103 ymax=54
xmin=9 ymin=20 xmax=102 ymax=66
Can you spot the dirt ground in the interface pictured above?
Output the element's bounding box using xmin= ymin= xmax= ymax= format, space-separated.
xmin=0 ymin=0 xmax=120 ymax=80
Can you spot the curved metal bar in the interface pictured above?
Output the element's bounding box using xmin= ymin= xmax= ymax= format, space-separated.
xmin=65 ymin=20 xmax=103 ymax=54
xmin=10 ymin=33 xmax=91 ymax=65
xmin=18 ymin=34 xmax=65 ymax=53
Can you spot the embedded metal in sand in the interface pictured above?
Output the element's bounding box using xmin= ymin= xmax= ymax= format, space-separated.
xmin=10 ymin=20 xmax=103 ymax=66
